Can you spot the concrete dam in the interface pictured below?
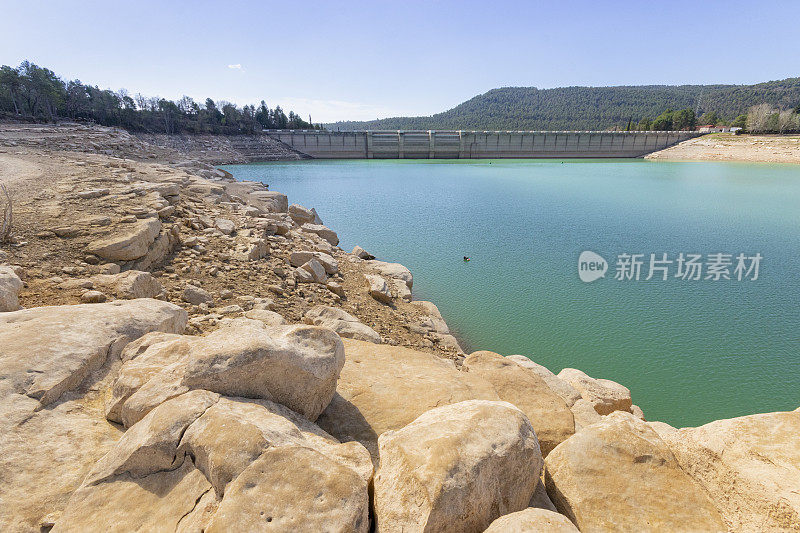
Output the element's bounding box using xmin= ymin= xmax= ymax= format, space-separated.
xmin=265 ymin=130 xmax=700 ymax=159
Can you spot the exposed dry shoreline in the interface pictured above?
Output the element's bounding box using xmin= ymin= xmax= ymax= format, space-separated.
xmin=646 ymin=133 xmax=800 ymax=164
xmin=1 ymin=123 xmax=798 ymax=532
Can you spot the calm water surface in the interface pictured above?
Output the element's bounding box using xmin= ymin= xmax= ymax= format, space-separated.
xmin=222 ymin=159 xmax=800 ymax=427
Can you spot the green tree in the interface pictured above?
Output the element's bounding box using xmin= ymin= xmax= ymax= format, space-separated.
xmin=699 ymin=111 xmax=719 ymax=125
xmin=651 ymin=109 xmax=674 ymax=131
xmin=731 ymin=114 xmax=747 ymax=129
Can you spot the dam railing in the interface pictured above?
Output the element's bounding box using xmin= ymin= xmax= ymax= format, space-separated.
xmin=263 ymin=130 xmax=701 ymax=159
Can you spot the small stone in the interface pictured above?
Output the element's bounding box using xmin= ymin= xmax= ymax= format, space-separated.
xmin=80 ymin=290 xmax=107 ymax=303
xmin=183 ymin=284 xmax=214 ymax=305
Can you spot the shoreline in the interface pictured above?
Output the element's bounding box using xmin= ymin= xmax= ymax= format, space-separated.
xmin=1 ymin=123 xmax=798 ymax=531
xmin=646 ymin=133 xmax=800 ymax=164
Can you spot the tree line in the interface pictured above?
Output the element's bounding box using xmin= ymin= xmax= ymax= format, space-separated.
xmin=330 ymin=78 xmax=800 ymax=132
xmin=0 ymin=61 xmax=319 ymax=134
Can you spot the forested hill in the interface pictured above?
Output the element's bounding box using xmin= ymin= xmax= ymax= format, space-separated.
xmin=329 ymin=78 xmax=800 ymax=131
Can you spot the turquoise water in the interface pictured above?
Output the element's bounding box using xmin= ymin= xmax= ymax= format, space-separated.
xmin=222 ymin=159 xmax=800 ymax=427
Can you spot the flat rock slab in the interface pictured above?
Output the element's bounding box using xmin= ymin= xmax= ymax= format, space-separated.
xmin=86 ymin=217 xmax=161 ymax=261
xmin=0 ymin=299 xmax=188 ymax=407
xmin=544 ymin=411 xmax=726 ymax=532
xmin=661 ymin=410 xmax=800 ymax=531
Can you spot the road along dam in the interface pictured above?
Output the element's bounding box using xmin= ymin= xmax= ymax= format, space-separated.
xmin=264 ymin=130 xmax=701 ymax=159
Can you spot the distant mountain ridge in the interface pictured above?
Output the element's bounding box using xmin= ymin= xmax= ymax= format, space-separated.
xmin=328 ymin=77 xmax=800 ymax=131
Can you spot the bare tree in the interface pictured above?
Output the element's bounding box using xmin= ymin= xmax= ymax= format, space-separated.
xmin=747 ymin=103 xmax=774 ymax=133
xmin=0 ymin=184 xmax=13 ymax=244
xmin=777 ymin=110 xmax=798 ymax=133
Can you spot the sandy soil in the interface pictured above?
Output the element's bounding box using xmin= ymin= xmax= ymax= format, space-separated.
xmin=646 ymin=133 xmax=800 ymax=164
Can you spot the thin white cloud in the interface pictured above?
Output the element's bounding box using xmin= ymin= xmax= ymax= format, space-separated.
xmin=227 ymin=64 xmax=243 ymax=71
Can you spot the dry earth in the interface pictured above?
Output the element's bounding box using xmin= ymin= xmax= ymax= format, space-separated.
xmin=0 ymin=123 xmax=462 ymax=358
xmin=646 ymin=133 xmax=800 ymax=163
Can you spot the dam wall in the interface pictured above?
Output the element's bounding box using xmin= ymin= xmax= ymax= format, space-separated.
xmin=265 ymin=130 xmax=701 ymax=159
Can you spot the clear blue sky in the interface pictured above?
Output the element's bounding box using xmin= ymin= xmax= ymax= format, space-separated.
xmin=2 ymin=0 xmax=798 ymax=122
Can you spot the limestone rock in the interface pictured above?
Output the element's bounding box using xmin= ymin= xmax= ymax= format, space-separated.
xmin=249 ymin=190 xmax=288 ymax=213
xmin=206 ymin=445 xmax=369 ymax=533
xmin=86 ymin=217 xmax=161 ymax=261
xmin=661 ymin=410 xmax=800 ymax=532
xmin=290 ymin=250 xmax=338 ymax=274
xmin=544 ymin=411 xmax=726 ymax=532
xmin=484 ymin=508 xmax=579 ymax=532
xmin=109 ymin=324 xmax=345 ymax=424
xmin=215 ymin=218 xmax=235 ymax=235
xmin=412 ymin=300 xmax=450 ymax=333
xmin=244 ymin=309 xmax=288 ymax=326
xmin=92 ymin=270 xmax=162 ymax=299
xmin=0 ymin=299 xmax=187 ymax=407
xmin=80 ymin=290 xmax=107 ymax=303
xmin=0 ymin=265 xmax=23 ymax=311
xmin=183 ymin=284 xmax=213 ymax=305
xmin=300 ymin=223 xmax=339 ymax=246
xmin=352 ymin=245 xmax=374 ymax=260
xmin=365 ymin=273 xmax=392 ymax=303
xmin=183 ymin=325 xmax=344 ymax=420
xmin=557 ymin=367 xmax=632 ymax=415
xmin=304 ymin=305 xmax=381 ymax=344
xmin=87 ymin=390 xmax=220 ymax=485
xmin=463 ymin=351 xmax=575 ymax=455
xmin=389 ymin=278 xmax=411 ymax=302
xmin=288 ymin=203 xmax=316 ymax=224
xmin=52 ymin=457 xmax=211 ymax=533
xmin=316 ymin=339 xmax=499 ymax=459
xmin=506 ymin=355 xmax=581 ymax=407
xmin=374 ymin=400 xmax=542 ymax=533
xmin=367 ymin=259 xmax=413 ymax=289
xmin=296 ymin=258 xmax=327 ymax=284
xmin=569 ymin=398 xmax=602 ymax=430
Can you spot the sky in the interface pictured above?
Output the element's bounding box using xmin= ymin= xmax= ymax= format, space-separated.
xmin=2 ymin=0 xmax=799 ymax=123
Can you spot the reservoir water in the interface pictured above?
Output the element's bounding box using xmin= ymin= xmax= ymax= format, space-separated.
xmin=222 ymin=159 xmax=800 ymax=427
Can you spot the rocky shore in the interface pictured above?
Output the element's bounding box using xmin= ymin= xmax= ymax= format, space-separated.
xmin=646 ymin=133 xmax=800 ymax=164
xmin=1 ymin=123 xmax=798 ymax=532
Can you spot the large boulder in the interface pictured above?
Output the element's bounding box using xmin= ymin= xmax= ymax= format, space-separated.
xmin=484 ymin=508 xmax=579 ymax=532
xmin=107 ymin=324 xmax=345 ymax=425
xmin=206 ymin=445 xmax=368 ymax=532
xmin=249 ymin=190 xmax=288 ymax=213
xmin=0 ymin=265 xmax=23 ymax=311
xmin=544 ymin=411 xmax=726 ymax=532
xmin=0 ymin=299 xmax=187 ymax=407
xmin=91 ymin=270 xmax=162 ymax=299
xmin=506 ymin=355 xmax=581 ymax=407
xmin=86 ymin=217 xmax=161 ymax=261
xmin=557 ymin=367 xmax=632 ymax=415
xmin=365 ymin=273 xmax=392 ymax=303
xmin=316 ymin=339 xmax=499 ymax=459
xmin=374 ymin=400 xmax=542 ymax=533
xmin=290 ymin=250 xmax=338 ymax=274
xmin=463 ymin=351 xmax=575 ymax=455
xmin=295 ymin=258 xmax=327 ymax=284
xmin=304 ymin=305 xmax=381 ymax=344
xmin=300 ymin=223 xmax=339 ymax=246
xmin=367 ymin=259 xmax=413 ymax=289
xmin=661 ymin=410 xmax=800 ymax=531
xmin=0 ymin=299 xmax=187 ymax=532
xmin=288 ymin=203 xmax=317 ymax=225
xmin=54 ymin=392 xmax=371 ymax=533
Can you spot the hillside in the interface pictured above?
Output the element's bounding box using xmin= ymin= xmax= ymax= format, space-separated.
xmin=329 ymin=78 xmax=800 ymax=131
